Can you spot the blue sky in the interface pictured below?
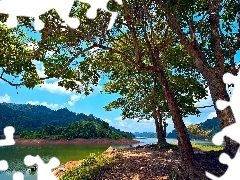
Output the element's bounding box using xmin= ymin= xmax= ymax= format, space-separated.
xmin=0 ymin=73 xmax=224 ymax=133
xmin=0 ymin=21 xmax=238 ymax=134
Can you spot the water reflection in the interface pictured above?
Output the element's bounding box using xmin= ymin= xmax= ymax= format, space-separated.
xmin=0 ymin=138 xmax=222 ymax=179
xmin=0 ymin=144 xmax=109 ymax=179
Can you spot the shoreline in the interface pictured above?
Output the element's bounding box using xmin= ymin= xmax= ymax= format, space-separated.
xmin=54 ymin=144 xmax=226 ymax=180
xmin=15 ymin=138 xmax=141 ymax=145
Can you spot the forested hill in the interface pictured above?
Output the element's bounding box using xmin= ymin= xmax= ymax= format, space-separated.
xmin=133 ymin=132 xmax=157 ymax=138
xmin=167 ymin=117 xmax=221 ymax=140
xmin=0 ymin=103 xmax=133 ymax=139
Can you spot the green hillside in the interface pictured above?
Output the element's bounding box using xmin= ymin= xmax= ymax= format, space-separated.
xmin=0 ymin=103 xmax=134 ymax=139
xmin=167 ymin=117 xmax=221 ymax=140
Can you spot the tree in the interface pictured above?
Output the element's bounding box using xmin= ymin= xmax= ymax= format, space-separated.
xmin=0 ymin=1 xmax=226 ymax=178
xmin=187 ymin=124 xmax=211 ymax=142
xmin=153 ymin=0 xmax=240 ymax=156
xmin=98 ymin=46 xmax=206 ymax=146
xmin=74 ymin=1 xmax=209 ymax=177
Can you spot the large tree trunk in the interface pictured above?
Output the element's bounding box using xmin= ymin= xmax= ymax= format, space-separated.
xmin=153 ymin=108 xmax=167 ymax=145
xmin=156 ymin=108 xmax=167 ymax=144
xmin=152 ymin=108 xmax=163 ymax=144
xmin=160 ymin=7 xmax=239 ymax=156
xmin=151 ymin=56 xmax=205 ymax=179
xmin=163 ymin=120 xmax=167 ymax=139
xmin=205 ymin=73 xmax=238 ymax=157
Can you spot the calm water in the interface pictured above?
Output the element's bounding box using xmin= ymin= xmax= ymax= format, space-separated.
xmin=0 ymin=138 xmax=216 ymax=179
xmin=0 ymin=144 xmax=109 ymax=180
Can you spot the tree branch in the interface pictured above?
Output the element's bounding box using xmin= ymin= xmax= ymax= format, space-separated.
xmin=207 ymin=0 xmax=225 ymax=76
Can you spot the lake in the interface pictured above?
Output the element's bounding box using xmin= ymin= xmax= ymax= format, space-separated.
xmin=0 ymin=138 xmax=215 ymax=179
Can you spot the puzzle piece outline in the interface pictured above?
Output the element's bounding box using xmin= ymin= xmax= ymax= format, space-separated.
xmin=0 ymin=126 xmax=60 ymax=179
xmin=206 ymin=72 xmax=240 ymax=179
xmin=0 ymin=0 xmax=122 ymax=30
xmin=0 ymin=126 xmax=15 ymax=147
xmin=24 ymin=155 xmax=60 ymax=180
xmin=79 ymin=0 xmax=122 ymax=30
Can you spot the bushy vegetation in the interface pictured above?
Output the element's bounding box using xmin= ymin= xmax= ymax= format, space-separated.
xmin=191 ymin=143 xmax=224 ymax=152
xmin=0 ymin=103 xmax=101 ymax=134
xmin=167 ymin=117 xmax=221 ymax=140
xmin=20 ymin=120 xmax=134 ymax=140
xmin=170 ymin=142 xmax=224 ymax=152
xmin=60 ymin=152 xmax=121 ymax=180
xmin=0 ymin=103 xmax=134 ymax=139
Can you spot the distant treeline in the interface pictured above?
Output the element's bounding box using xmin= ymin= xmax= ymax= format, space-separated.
xmin=167 ymin=117 xmax=221 ymax=140
xmin=0 ymin=103 xmax=134 ymax=139
xmin=20 ymin=120 xmax=134 ymax=140
xmin=133 ymin=132 xmax=157 ymax=138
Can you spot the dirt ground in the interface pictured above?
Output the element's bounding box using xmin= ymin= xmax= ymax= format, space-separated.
xmin=53 ymin=145 xmax=228 ymax=180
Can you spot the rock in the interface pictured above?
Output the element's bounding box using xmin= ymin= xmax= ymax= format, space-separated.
xmin=159 ymin=176 xmax=168 ymax=180
xmin=53 ymin=167 xmax=65 ymax=177
xmin=105 ymin=146 xmax=115 ymax=153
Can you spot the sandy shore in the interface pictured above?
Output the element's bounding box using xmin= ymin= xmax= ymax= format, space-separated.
xmin=15 ymin=138 xmax=140 ymax=145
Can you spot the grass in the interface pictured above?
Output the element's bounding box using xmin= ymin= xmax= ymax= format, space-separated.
xmin=169 ymin=142 xmax=225 ymax=151
xmin=60 ymin=152 xmax=122 ymax=180
xmin=59 ymin=142 xmax=224 ymax=180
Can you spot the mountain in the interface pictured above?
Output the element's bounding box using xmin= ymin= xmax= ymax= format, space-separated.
xmin=167 ymin=117 xmax=221 ymax=140
xmin=0 ymin=103 xmax=133 ymax=139
xmin=133 ymin=132 xmax=157 ymax=138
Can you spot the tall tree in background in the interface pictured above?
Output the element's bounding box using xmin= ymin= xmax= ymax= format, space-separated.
xmin=88 ymin=38 xmax=206 ymax=146
xmin=153 ymin=0 xmax=240 ymax=155
xmin=76 ymin=1 xmax=208 ymax=177
xmin=0 ymin=1 xmax=207 ymax=178
xmin=0 ymin=0 xmax=236 ymax=178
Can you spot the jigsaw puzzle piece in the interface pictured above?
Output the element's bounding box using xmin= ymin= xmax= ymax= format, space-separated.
xmin=24 ymin=155 xmax=60 ymax=180
xmin=222 ymin=73 xmax=236 ymax=84
xmin=206 ymin=147 xmax=240 ymax=179
xmin=53 ymin=0 xmax=80 ymax=29
xmin=0 ymin=126 xmax=15 ymax=147
xmin=212 ymin=122 xmax=240 ymax=146
xmin=79 ymin=0 xmax=122 ymax=29
xmin=216 ymin=100 xmax=230 ymax=111
xmin=0 ymin=160 xmax=8 ymax=171
xmin=12 ymin=172 xmax=24 ymax=180
xmin=205 ymin=172 xmax=220 ymax=180
xmin=0 ymin=0 xmax=80 ymax=30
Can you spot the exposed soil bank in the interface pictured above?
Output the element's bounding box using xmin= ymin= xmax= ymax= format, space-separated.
xmin=15 ymin=138 xmax=140 ymax=145
xmin=55 ymin=145 xmax=228 ymax=180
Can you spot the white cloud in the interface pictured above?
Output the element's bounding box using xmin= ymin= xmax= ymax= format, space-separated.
xmin=26 ymin=101 xmax=59 ymax=109
xmin=142 ymin=118 xmax=154 ymax=123
xmin=68 ymin=94 xmax=83 ymax=106
xmin=194 ymin=87 xmax=215 ymax=113
xmin=110 ymin=116 xmax=157 ymax=132
xmin=0 ymin=94 xmax=10 ymax=103
xmin=195 ymin=87 xmax=212 ymax=107
xmin=114 ymin=116 xmax=123 ymax=121
xmin=32 ymin=60 xmax=46 ymax=78
xmin=41 ymin=102 xmax=59 ymax=109
xmin=184 ymin=120 xmax=192 ymax=126
xmin=206 ymin=112 xmax=217 ymax=119
xmin=26 ymin=101 xmax=39 ymax=105
xmin=117 ymin=121 xmax=127 ymax=127
xmin=71 ymin=94 xmax=81 ymax=101
xmin=103 ymin=118 xmax=112 ymax=124
xmin=38 ymin=81 xmax=72 ymax=95
xmin=38 ymin=79 xmax=86 ymax=107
